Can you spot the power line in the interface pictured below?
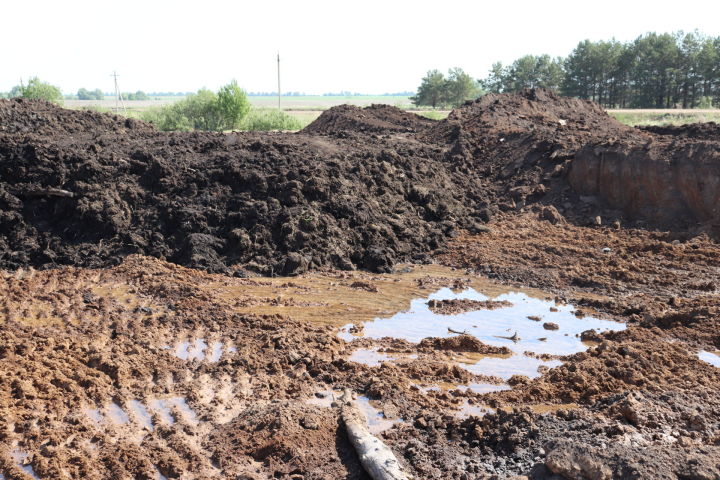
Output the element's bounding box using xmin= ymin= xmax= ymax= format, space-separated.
xmin=111 ymin=71 xmax=127 ymax=115
xmin=277 ymin=52 xmax=281 ymax=110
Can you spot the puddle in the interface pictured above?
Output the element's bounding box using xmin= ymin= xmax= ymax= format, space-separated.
xmin=459 ymin=354 xmax=563 ymax=380
xmin=347 ymin=348 xmax=417 ymax=367
xmin=340 ymin=287 xmax=624 ymax=380
xmin=306 ymin=390 xmax=402 ymax=434
xmin=356 ymin=395 xmax=403 ymax=434
xmin=457 ymin=400 xmax=494 ymax=419
xmin=149 ymin=399 xmax=175 ymax=425
xmin=10 ymin=450 xmax=39 ymax=479
xmin=175 ymin=338 xmax=207 ymax=361
xmin=128 ymin=400 xmax=154 ymax=430
xmin=172 ymin=339 xmax=233 ymax=362
xmin=149 ymin=397 xmax=199 ymax=426
xmin=208 ymin=342 xmax=223 ymax=362
xmin=415 ymin=381 xmax=510 ymax=395
xmin=106 ymin=402 xmax=130 ymax=424
xmin=698 ymin=350 xmax=720 ymax=368
xmin=84 ymin=407 xmax=103 ymax=424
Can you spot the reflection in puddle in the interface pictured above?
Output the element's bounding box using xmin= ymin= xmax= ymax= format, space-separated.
xmin=10 ymin=450 xmax=40 ymax=479
xmin=698 ymin=350 xmax=720 ymax=368
xmin=340 ymin=287 xmax=624 ymax=382
xmin=107 ymin=402 xmax=130 ymax=424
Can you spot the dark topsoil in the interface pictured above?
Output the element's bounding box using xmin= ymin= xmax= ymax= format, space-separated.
xmin=2 ymin=89 xmax=719 ymax=274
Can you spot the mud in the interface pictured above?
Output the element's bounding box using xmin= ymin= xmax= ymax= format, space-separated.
xmin=2 ymin=90 xmax=720 ymax=479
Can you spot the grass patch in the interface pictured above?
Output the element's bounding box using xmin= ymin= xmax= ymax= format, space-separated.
xmin=416 ymin=110 xmax=449 ymax=120
xmin=609 ymin=110 xmax=720 ymax=126
xmin=240 ymin=109 xmax=303 ymax=131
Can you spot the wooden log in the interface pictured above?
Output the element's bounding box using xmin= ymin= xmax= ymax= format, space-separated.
xmin=337 ymin=389 xmax=409 ymax=480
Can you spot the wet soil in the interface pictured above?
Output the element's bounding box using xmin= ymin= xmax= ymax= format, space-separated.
xmin=1 ymin=90 xmax=720 ymax=479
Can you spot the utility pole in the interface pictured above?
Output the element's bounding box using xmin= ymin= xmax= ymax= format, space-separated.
xmin=111 ymin=71 xmax=127 ymax=115
xmin=277 ymin=52 xmax=281 ymax=110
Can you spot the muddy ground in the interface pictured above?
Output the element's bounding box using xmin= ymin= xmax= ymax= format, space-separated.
xmin=1 ymin=91 xmax=719 ymax=479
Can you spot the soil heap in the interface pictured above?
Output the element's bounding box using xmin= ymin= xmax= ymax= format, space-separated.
xmin=1 ymin=89 xmax=719 ymax=274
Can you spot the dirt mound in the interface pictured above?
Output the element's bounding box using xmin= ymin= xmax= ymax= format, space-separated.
xmin=0 ymin=98 xmax=150 ymax=136
xmin=418 ymin=334 xmax=511 ymax=354
xmin=2 ymin=91 xmax=720 ymax=275
xmin=0 ymin=104 xmax=478 ymax=273
xmin=640 ymin=121 xmax=720 ymax=140
xmin=302 ymin=103 xmax=435 ymax=135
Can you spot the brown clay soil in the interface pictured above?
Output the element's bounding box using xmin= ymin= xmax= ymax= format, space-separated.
xmin=1 ymin=90 xmax=720 ymax=479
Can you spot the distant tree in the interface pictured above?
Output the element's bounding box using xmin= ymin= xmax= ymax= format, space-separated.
xmin=11 ymin=77 xmax=63 ymax=104
xmin=445 ymin=67 xmax=483 ymax=107
xmin=216 ymin=80 xmax=250 ymax=130
xmin=411 ymin=69 xmax=448 ymax=108
xmin=77 ymin=88 xmax=104 ymax=100
xmin=482 ymin=62 xmax=506 ymax=93
xmin=123 ymin=91 xmax=149 ymax=101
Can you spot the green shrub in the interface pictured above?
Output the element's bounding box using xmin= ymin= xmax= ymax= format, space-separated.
xmin=14 ymin=77 xmax=64 ymax=105
xmin=241 ymin=109 xmax=302 ymax=131
xmin=140 ymin=81 xmax=250 ymax=131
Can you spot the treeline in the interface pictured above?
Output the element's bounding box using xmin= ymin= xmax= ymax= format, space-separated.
xmin=412 ymin=68 xmax=481 ymax=108
xmin=483 ymin=31 xmax=720 ymax=108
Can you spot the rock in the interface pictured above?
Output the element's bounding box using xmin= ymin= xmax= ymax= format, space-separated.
xmin=545 ymin=446 xmax=613 ymax=480
xmin=539 ymin=206 xmax=566 ymax=225
xmin=543 ymin=322 xmax=560 ymax=331
xmin=580 ymin=329 xmax=602 ymax=342
xmin=277 ymin=252 xmax=309 ymax=276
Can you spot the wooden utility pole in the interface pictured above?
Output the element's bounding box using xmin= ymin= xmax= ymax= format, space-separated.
xmin=277 ymin=52 xmax=281 ymax=110
xmin=111 ymin=71 xmax=127 ymax=115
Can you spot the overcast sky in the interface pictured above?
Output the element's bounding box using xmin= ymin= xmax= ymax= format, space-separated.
xmin=3 ymin=0 xmax=719 ymax=95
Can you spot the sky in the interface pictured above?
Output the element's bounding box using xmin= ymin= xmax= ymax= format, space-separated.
xmin=2 ymin=0 xmax=720 ymax=95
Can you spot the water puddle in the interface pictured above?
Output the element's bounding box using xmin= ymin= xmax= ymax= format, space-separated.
xmin=106 ymin=402 xmax=130 ymax=424
xmin=698 ymin=350 xmax=720 ymax=368
xmin=306 ymin=390 xmax=402 ymax=434
xmin=417 ymin=382 xmax=510 ymax=394
xmin=340 ymin=286 xmax=624 ymax=389
xmin=175 ymin=338 xmax=207 ymax=361
xmin=172 ymin=339 xmax=233 ymax=362
xmin=457 ymin=400 xmax=494 ymax=419
xmin=10 ymin=450 xmax=39 ymax=479
xmin=128 ymin=399 xmax=154 ymax=430
xmin=347 ymin=348 xmax=417 ymax=367
xmin=149 ymin=399 xmax=176 ymax=425
xmin=149 ymin=397 xmax=199 ymax=426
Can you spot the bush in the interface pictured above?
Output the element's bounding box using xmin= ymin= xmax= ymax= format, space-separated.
xmin=140 ymin=81 xmax=250 ymax=131
xmin=14 ymin=77 xmax=63 ymax=105
xmin=241 ymin=109 xmax=302 ymax=131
